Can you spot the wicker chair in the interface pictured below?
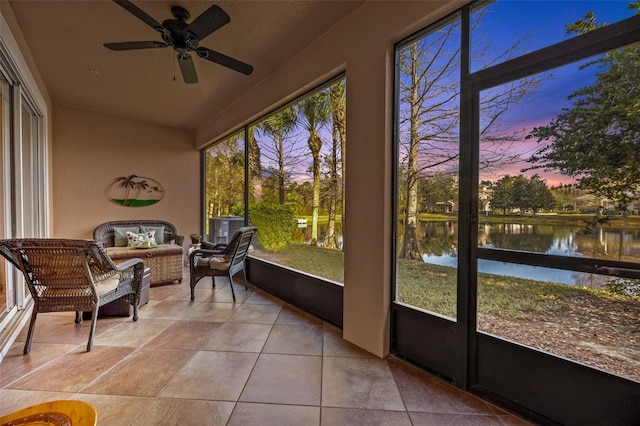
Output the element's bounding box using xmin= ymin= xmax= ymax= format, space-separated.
xmin=189 ymin=226 xmax=257 ymax=302
xmin=0 ymin=239 xmax=145 ymax=354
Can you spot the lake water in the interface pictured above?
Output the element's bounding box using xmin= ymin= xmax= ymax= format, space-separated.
xmin=419 ymin=221 xmax=640 ymax=287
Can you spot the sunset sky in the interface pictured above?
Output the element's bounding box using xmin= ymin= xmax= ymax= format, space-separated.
xmin=477 ymin=0 xmax=635 ymax=186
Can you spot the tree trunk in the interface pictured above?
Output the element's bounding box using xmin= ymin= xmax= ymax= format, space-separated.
xmin=401 ymin=44 xmax=423 ymax=261
xmin=310 ymin=132 xmax=322 ymax=245
xmin=324 ymin=125 xmax=339 ymax=249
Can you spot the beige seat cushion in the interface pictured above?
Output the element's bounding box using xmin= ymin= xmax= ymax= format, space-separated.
xmin=95 ymin=274 xmax=121 ymax=296
xmin=39 ymin=274 xmax=120 ymax=298
xmin=208 ymin=255 xmax=231 ymax=271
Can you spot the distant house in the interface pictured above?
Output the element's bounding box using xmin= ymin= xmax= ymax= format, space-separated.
xmin=436 ymin=200 xmax=457 ymax=213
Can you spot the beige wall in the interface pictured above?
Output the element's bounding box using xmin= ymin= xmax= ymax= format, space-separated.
xmin=52 ymin=104 xmax=199 ymax=245
xmin=195 ymin=1 xmax=465 ymax=357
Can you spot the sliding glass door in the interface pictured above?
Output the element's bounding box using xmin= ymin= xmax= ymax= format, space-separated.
xmin=0 ymin=55 xmax=47 ymax=355
xmin=392 ymin=2 xmax=640 ymax=423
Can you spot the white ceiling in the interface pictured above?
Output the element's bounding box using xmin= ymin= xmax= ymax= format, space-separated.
xmin=8 ymin=0 xmax=363 ymax=131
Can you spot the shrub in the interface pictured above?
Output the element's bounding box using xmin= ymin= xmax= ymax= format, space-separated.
xmin=248 ymin=203 xmax=294 ymax=251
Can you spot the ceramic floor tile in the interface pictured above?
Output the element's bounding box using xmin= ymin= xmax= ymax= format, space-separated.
xmin=181 ymin=286 xmax=222 ymax=302
xmin=1 ymin=271 xmax=532 ymax=425
xmin=136 ymin=301 xmax=194 ymax=320
xmin=243 ymin=289 xmax=284 ymax=306
xmin=321 ymin=407 xmax=413 ymax=425
xmin=92 ymin=318 xmax=175 ymax=347
xmin=262 ymin=324 xmax=323 ymax=355
xmin=276 ymin=305 xmax=324 ymax=326
xmin=7 ymin=346 xmax=134 ymax=393
xmin=81 ymin=347 xmax=195 ymax=397
xmin=148 ymin=284 xmax=184 ymax=301
xmin=206 ymin=284 xmax=253 ymax=303
xmin=0 ymin=342 xmax=77 ymax=388
xmin=228 ymin=402 xmax=320 ymax=426
xmin=191 ymin=278 xmax=248 ymax=300
xmin=159 ymin=351 xmax=258 ymax=401
xmin=322 ymin=324 xmax=376 ymax=358
xmin=227 ymin=303 xmax=282 ymax=324
xmin=0 ymin=389 xmax=74 ymax=416
xmin=408 ymin=411 xmax=533 ymax=425
xmin=388 ymin=357 xmax=506 ymax=415
xmin=322 ymin=357 xmax=405 ymax=411
xmin=159 ymin=283 xmax=199 ymax=301
xmin=133 ymin=398 xmax=235 ymax=426
xmin=239 ymin=353 xmax=322 ymax=405
xmin=201 ymin=322 xmax=272 ymax=352
xmin=181 ymin=302 xmax=239 ymax=322
xmin=16 ymin=312 xmax=126 ymax=346
xmin=70 ymin=393 xmax=153 ymax=426
xmin=144 ymin=320 xmax=223 ymax=350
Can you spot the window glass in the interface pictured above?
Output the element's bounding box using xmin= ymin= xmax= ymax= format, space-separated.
xmin=0 ymin=76 xmax=9 ymax=319
xmin=471 ymin=0 xmax=633 ymax=72
xmin=477 ymin=41 xmax=640 ymax=382
xmin=204 ymin=132 xmax=245 ymax=241
xmin=205 ymin=78 xmax=346 ymax=283
xmin=395 ymin=16 xmax=461 ymax=319
xmin=249 ymin=79 xmax=345 ymax=283
xmin=21 ymin=101 xmax=43 ymax=237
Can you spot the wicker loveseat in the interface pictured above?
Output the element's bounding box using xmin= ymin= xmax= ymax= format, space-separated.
xmin=93 ymin=220 xmax=184 ymax=286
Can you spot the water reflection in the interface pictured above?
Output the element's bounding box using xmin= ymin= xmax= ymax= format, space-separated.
xmin=416 ymin=221 xmax=640 ymax=288
xmin=291 ymin=223 xmax=344 ymax=250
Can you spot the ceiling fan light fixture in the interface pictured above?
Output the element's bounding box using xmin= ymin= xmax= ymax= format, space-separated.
xmin=104 ymin=0 xmax=253 ymax=83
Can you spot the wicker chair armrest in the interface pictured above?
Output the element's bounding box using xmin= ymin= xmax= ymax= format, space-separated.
xmin=190 ymin=248 xmax=223 ymax=258
xmin=201 ymin=240 xmax=227 ymax=251
xmin=189 ymin=248 xmax=229 ymax=266
xmin=114 ymin=256 xmax=144 ymax=276
xmin=173 ymin=234 xmax=184 ymax=246
xmin=114 ymin=257 xmax=144 ymax=269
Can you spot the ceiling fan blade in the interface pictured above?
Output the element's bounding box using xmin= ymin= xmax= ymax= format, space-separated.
xmin=113 ymin=0 xmax=164 ymax=32
xmin=196 ymin=47 xmax=254 ymax=75
xmin=104 ymin=41 xmax=167 ymax=51
xmin=177 ymin=53 xmax=198 ymax=84
xmin=185 ymin=5 xmax=230 ymax=41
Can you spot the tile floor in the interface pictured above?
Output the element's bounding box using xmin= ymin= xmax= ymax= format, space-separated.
xmin=0 ymin=269 xmax=533 ymax=425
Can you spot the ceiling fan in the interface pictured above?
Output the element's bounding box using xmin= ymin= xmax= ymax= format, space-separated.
xmin=103 ymin=0 xmax=254 ymax=84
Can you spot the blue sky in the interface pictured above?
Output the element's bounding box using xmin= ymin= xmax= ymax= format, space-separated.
xmin=475 ymin=0 xmax=636 ymax=185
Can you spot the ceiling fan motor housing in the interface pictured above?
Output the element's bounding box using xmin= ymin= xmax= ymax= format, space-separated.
xmin=104 ymin=0 xmax=254 ymax=83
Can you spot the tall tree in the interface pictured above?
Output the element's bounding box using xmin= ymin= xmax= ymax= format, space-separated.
xmin=526 ymin=5 xmax=640 ymax=209
xmin=247 ymin=126 xmax=262 ymax=204
xmin=326 ymin=80 xmax=346 ymax=249
xmin=205 ymin=137 xmax=244 ymax=217
xmin=298 ymin=91 xmax=330 ymax=245
xmin=256 ymin=107 xmax=300 ymax=204
xmin=525 ymin=175 xmax=555 ymax=215
xmin=492 ymin=175 xmax=515 ymax=215
xmin=397 ymin=13 xmax=541 ymax=260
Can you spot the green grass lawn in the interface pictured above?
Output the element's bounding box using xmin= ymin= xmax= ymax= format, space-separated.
xmin=396 ymin=259 xmax=600 ymax=318
xmin=255 ymin=243 xmax=345 ymax=283
xmin=256 ymin=243 xmax=635 ymax=318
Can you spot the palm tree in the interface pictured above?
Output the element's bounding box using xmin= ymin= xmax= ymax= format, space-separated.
xmin=116 ymin=175 xmax=138 ymax=206
xmin=327 ymin=80 xmax=346 ymax=249
xmin=257 ymin=107 xmax=298 ymax=205
xmin=298 ymin=91 xmax=329 ymax=245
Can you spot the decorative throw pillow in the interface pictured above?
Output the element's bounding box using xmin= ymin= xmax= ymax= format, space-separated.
xmin=142 ymin=229 xmax=158 ymax=246
xmin=126 ymin=230 xmax=157 ymax=248
xmin=113 ymin=226 xmax=140 ymax=247
xmin=140 ymin=225 xmax=165 ymax=244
